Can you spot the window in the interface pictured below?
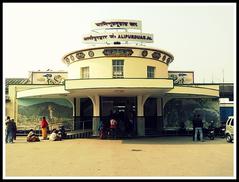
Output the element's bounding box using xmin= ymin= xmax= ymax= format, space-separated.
xmin=81 ymin=67 xmax=89 ymax=79
xmin=112 ymin=60 xmax=124 ymax=78
xmin=147 ymin=66 xmax=155 ymax=78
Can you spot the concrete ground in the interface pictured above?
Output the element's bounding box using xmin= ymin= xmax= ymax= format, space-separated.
xmin=5 ymin=136 xmax=234 ymax=178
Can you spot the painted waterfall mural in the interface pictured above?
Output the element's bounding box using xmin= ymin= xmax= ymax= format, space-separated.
xmin=163 ymin=98 xmax=220 ymax=129
xmin=17 ymin=98 xmax=73 ymax=130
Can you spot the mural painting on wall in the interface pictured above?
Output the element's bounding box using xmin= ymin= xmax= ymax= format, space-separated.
xmin=43 ymin=74 xmax=64 ymax=84
xmin=32 ymin=72 xmax=67 ymax=84
xmin=17 ymin=98 xmax=73 ymax=130
xmin=168 ymin=71 xmax=194 ymax=84
xmin=163 ymin=98 xmax=220 ymax=130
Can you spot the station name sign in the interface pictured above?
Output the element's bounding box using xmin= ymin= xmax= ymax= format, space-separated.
xmin=92 ymin=19 xmax=142 ymax=30
xmin=82 ymin=32 xmax=153 ymax=44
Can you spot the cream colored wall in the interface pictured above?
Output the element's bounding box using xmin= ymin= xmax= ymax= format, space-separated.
xmin=65 ymin=78 xmax=173 ymax=90
xmin=68 ymin=58 xmax=112 ymax=79
xmin=17 ymin=85 xmax=68 ymax=98
xmin=68 ymin=57 xmax=168 ymax=79
xmin=166 ymin=86 xmax=219 ymax=97
xmin=125 ymin=58 xmax=168 ymax=78
xmin=192 ymin=84 xmax=219 ymax=90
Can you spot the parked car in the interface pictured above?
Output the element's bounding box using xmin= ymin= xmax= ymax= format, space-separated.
xmin=225 ymin=116 xmax=234 ymax=143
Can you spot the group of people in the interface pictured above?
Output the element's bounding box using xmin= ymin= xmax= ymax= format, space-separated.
xmin=27 ymin=116 xmax=67 ymax=142
xmin=98 ymin=110 xmax=134 ymax=140
xmin=27 ymin=127 xmax=66 ymax=142
xmin=5 ymin=116 xmax=17 ymax=143
xmin=6 ymin=114 xmax=206 ymax=142
xmin=98 ymin=118 xmax=118 ymax=139
xmin=6 ymin=116 xmax=67 ymax=143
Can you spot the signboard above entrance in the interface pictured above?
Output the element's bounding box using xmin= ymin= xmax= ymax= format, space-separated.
xmin=92 ymin=19 xmax=142 ymax=30
xmin=82 ymin=32 xmax=154 ymax=44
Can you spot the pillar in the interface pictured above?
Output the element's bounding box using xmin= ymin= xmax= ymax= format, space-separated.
xmin=156 ymin=98 xmax=163 ymax=132
xmin=137 ymin=95 xmax=149 ymax=136
xmin=66 ymin=97 xmax=77 ymax=130
xmin=75 ymin=98 xmax=81 ymax=116
xmin=89 ymin=95 xmax=100 ymax=136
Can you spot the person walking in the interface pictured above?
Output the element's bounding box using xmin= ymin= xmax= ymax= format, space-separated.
xmin=194 ymin=114 xmax=204 ymax=142
xmin=40 ymin=116 xmax=49 ymax=140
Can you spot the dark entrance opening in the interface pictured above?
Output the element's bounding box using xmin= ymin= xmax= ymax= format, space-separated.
xmin=75 ymin=98 xmax=93 ymax=130
xmin=144 ymin=97 xmax=157 ymax=135
xmin=100 ymin=97 xmax=137 ymax=137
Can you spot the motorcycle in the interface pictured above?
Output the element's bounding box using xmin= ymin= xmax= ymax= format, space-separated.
xmin=58 ymin=126 xmax=67 ymax=139
xmin=206 ymin=121 xmax=215 ymax=140
xmin=218 ymin=123 xmax=226 ymax=138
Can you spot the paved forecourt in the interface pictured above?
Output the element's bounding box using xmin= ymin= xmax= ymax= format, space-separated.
xmin=5 ymin=136 xmax=234 ymax=177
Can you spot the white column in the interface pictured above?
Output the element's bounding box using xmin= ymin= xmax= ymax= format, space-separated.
xmin=137 ymin=95 xmax=150 ymax=136
xmin=156 ymin=98 xmax=163 ymax=131
xmin=66 ymin=97 xmax=75 ymax=130
xmin=75 ymin=98 xmax=81 ymax=116
xmin=137 ymin=95 xmax=144 ymax=116
xmin=89 ymin=95 xmax=100 ymax=136
xmin=157 ymin=98 xmax=162 ymax=116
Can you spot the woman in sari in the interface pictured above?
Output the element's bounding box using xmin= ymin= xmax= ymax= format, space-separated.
xmin=40 ymin=117 xmax=49 ymax=140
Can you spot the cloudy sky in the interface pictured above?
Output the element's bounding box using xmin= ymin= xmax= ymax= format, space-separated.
xmin=3 ymin=3 xmax=236 ymax=83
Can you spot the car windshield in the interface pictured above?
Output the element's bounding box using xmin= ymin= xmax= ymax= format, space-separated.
xmin=227 ymin=119 xmax=231 ymax=125
xmin=231 ymin=119 xmax=234 ymax=126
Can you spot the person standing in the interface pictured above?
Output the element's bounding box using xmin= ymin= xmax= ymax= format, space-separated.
xmin=12 ymin=119 xmax=17 ymax=140
xmin=40 ymin=116 xmax=49 ymax=140
xmin=5 ymin=116 xmax=11 ymax=143
xmin=98 ymin=120 xmax=105 ymax=139
xmin=192 ymin=114 xmax=196 ymax=141
xmin=110 ymin=118 xmax=117 ymax=139
xmin=194 ymin=114 xmax=204 ymax=142
xmin=6 ymin=118 xmax=15 ymax=143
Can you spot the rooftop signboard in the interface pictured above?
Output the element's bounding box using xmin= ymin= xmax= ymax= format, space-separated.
xmin=82 ymin=32 xmax=153 ymax=44
xmin=91 ymin=19 xmax=142 ymax=30
xmin=168 ymin=71 xmax=194 ymax=84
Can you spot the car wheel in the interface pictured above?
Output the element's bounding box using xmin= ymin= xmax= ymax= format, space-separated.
xmin=226 ymin=134 xmax=232 ymax=143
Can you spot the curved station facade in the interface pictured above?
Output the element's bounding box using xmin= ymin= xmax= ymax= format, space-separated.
xmin=6 ymin=20 xmax=220 ymax=137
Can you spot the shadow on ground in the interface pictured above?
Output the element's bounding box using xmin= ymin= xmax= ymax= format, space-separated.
xmin=118 ymin=136 xmax=229 ymax=145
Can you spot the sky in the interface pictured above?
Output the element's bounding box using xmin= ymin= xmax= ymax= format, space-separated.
xmin=3 ymin=3 xmax=236 ymax=83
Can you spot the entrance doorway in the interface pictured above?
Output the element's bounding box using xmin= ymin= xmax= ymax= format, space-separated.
xmin=100 ymin=97 xmax=137 ymax=137
xmin=144 ymin=97 xmax=157 ymax=132
xmin=76 ymin=98 xmax=93 ymax=130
